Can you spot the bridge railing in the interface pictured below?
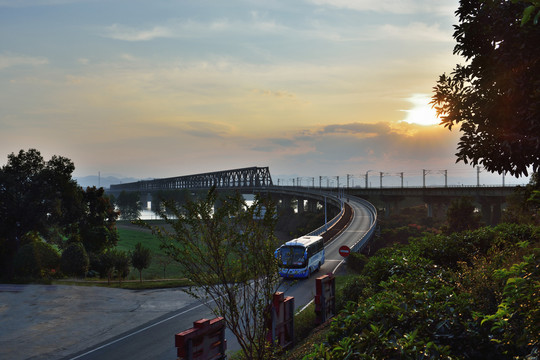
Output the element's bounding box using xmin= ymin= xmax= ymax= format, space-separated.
xmin=349 ymin=195 xmax=378 ymax=253
xmin=307 ymin=198 xmax=344 ymax=237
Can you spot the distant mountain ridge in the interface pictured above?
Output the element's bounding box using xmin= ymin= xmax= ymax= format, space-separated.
xmin=74 ymin=175 xmax=140 ymax=189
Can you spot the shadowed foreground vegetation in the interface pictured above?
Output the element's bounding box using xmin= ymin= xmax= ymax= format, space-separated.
xmin=289 ymin=223 xmax=539 ymax=360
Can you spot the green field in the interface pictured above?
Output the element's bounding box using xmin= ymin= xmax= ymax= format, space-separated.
xmin=116 ymin=224 xmax=184 ymax=280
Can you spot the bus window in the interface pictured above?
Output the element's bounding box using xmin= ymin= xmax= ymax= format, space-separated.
xmin=278 ymin=246 xmax=306 ymax=269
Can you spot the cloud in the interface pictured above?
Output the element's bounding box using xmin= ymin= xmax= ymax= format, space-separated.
xmin=377 ymin=22 xmax=453 ymax=43
xmin=251 ymin=89 xmax=298 ymax=101
xmin=100 ymin=17 xmax=289 ymax=42
xmin=0 ymin=0 xmax=85 ymax=7
xmin=307 ymin=0 xmax=458 ymax=15
xmin=247 ymin=121 xmax=460 ymax=174
xmin=102 ymin=24 xmax=173 ymax=41
xmin=0 ymin=53 xmax=48 ymax=70
xmin=183 ymin=121 xmax=231 ymax=138
xmin=318 ymin=123 xmax=391 ymax=137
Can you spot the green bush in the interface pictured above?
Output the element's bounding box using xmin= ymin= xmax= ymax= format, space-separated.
xmin=13 ymin=243 xmax=40 ymax=278
xmin=60 ymin=242 xmax=89 ymax=277
xmin=304 ymin=224 xmax=540 ymax=359
xmin=346 ymin=252 xmax=368 ymax=273
xmin=13 ymin=235 xmax=61 ymax=279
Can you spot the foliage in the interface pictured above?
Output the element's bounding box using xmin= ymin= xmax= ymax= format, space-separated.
xmin=78 ymin=186 xmax=119 ymax=255
xmin=12 ymin=232 xmax=61 ymax=279
xmin=113 ymin=249 xmax=130 ymax=284
xmin=60 ymin=242 xmax=89 ymax=278
xmin=115 ymin=190 xmax=142 ymax=220
xmin=346 ymin=252 xmax=368 ymax=273
xmin=513 ymin=0 xmax=540 ymax=25
xmin=0 ymin=149 xmax=119 ymax=280
xmin=304 ymin=224 xmax=539 ymax=359
xmin=443 ymin=197 xmax=482 ymax=233
xmin=432 ymin=0 xmax=540 ymax=176
xmin=150 ymin=189 xmax=190 ymax=216
xmin=502 ymin=173 xmax=540 ymax=224
xmin=0 ymin=149 xmax=78 ymax=276
xmin=142 ymin=188 xmax=282 ymax=360
xmin=131 ymin=242 xmax=152 ymax=282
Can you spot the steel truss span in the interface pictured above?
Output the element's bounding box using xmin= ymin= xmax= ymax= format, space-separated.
xmin=110 ymin=166 xmax=273 ymax=192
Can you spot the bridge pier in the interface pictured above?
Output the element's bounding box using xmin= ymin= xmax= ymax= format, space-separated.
xmin=479 ymin=197 xmax=503 ymax=226
xmin=297 ymin=197 xmax=305 ymax=213
xmin=307 ymin=199 xmax=319 ymax=212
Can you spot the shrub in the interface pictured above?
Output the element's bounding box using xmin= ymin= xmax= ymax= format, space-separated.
xmin=60 ymin=242 xmax=89 ymax=277
xmin=346 ymin=252 xmax=368 ymax=273
xmin=13 ymin=243 xmax=40 ymax=278
xmin=13 ymin=236 xmax=60 ymax=279
xmin=305 ymin=224 xmax=540 ymax=359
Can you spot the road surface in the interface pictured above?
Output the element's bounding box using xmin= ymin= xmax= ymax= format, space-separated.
xmin=0 ymin=197 xmax=375 ymax=360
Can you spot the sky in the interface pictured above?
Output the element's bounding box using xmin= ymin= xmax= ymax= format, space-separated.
xmin=0 ymin=0 xmax=530 ymax=187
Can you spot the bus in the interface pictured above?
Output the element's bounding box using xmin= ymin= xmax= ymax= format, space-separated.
xmin=275 ymin=236 xmax=325 ymax=278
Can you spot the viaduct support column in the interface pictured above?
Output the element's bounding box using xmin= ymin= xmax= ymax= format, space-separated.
xmin=307 ymin=199 xmax=318 ymax=213
xmin=297 ymin=197 xmax=305 ymax=213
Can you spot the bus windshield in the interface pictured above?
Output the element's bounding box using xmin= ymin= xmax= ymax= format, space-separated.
xmin=278 ymin=246 xmax=306 ymax=269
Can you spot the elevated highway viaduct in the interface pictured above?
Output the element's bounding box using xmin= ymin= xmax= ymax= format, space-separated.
xmin=344 ymin=185 xmax=518 ymax=225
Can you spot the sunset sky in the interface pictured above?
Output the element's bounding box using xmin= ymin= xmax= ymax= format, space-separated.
xmin=0 ymin=0 xmax=529 ymax=187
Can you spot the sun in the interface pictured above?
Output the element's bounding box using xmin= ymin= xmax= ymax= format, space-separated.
xmin=401 ymin=94 xmax=440 ymax=126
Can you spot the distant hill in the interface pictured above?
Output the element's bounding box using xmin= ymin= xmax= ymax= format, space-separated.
xmin=74 ymin=175 xmax=140 ymax=189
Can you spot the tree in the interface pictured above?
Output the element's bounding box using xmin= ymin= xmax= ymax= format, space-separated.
xmin=0 ymin=149 xmax=80 ymax=277
xmin=155 ymin=254 xmax=174 ymax=278
xmin=143 ymin=188 xmax=282 ymax=360
xmin=115 ymin=190 xmax=142 ymax=220
xmin=502 ymin=172 xmax=540 ymax=223
xmin=113 ymin=249 xmax=130 ymax=284
xmin=432 ymin=0 xmax=540 ymax=177
xmin=444 ymin=197 xmax=482 ymax=233
xmin=131 ymin=242 xmax=152 ymax=282
xmin=12 ymin=232 xmax=61 ymax=279
xmin=78 ymin=186 xmax=120 ymax=255
xmin=60 ymin=242 xmax=90 ymax=278
xmin=97 ymin=250 xmax=116 ymax=285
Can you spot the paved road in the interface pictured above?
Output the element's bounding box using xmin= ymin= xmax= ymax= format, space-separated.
xmin=0 ymin=197 xmax=374 ymax=360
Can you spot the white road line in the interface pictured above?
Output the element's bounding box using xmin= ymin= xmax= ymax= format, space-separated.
xmin=69 ymin=300 xmax=213 ymax=360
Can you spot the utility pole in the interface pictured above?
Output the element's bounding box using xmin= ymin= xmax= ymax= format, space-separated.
xmin=347 ymin=174 xmax=351 ymax=188
xmin=400 ymin=172 xmax=404 ymax=188
xmin=380 ymin=172 xmax=383 ymax=188
xmin=477 ymin=166 xmax=481 ymax=186
xmin=502 ymin=171 xmax=505 ymax=187
xmin=336 ymin=176 xmax=340 ymax=189
xmin=319 ymin=176 xmax=322 ymax=188
xmin=444 ymin=170 xmax=448 ymax=187
xmin=423 ymin=169 xmax=427 ymax=188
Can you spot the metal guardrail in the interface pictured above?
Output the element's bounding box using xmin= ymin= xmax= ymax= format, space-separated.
xmin=349 ymin=195 xmax=378 ymax=253
xmin=306 ymin=193 xmax=344 ymax=237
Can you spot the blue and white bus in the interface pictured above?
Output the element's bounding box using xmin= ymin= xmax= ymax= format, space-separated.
xmin=275 ymin=236 xmax=325 ymax=279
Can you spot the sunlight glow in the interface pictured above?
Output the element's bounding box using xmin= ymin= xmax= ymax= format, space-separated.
xmin=401 ymin=94 xmax=439 ymax=126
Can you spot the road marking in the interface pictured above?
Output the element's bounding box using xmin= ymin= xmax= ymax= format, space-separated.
xmin=296 ymin=258 xmax=345 ymax=315
xmin=69 ymin=300 xmax=212 ymax=359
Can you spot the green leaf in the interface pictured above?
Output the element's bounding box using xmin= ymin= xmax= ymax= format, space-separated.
xmin=521 ymin=5 xmax=535 ymax=26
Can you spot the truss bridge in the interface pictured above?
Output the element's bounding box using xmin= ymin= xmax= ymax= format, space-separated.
xmin=109 ymin=166 xmax=273 ymax=194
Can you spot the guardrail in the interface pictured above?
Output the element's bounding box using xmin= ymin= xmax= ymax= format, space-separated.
xmin=306 ymin=194 xmax=344 ymax=237
xmin=349 ymin=195 xmax=378 ymax=253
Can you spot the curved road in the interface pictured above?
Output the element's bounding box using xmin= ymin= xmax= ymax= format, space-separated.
xmin=63 ymin=196 xmax=375 ymax=360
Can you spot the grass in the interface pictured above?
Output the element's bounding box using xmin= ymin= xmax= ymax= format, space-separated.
xmin=116 ymin=223 xmax=185 ymax=281
xmin=54 ymin=278 xmax=192 ymax=290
